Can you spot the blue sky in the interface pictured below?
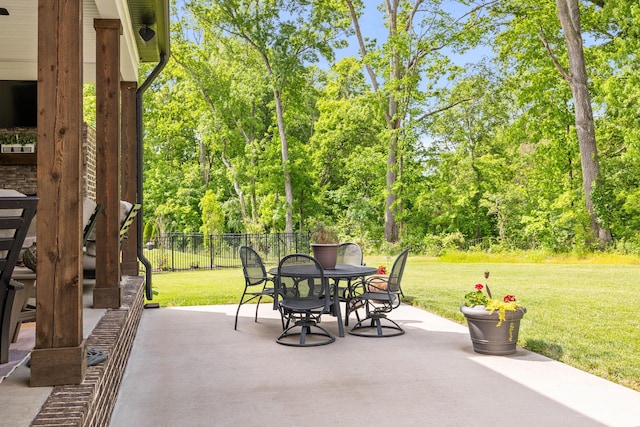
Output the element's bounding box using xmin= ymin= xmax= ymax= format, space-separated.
xmin=331 ymin=2 xmax=494 ymax=68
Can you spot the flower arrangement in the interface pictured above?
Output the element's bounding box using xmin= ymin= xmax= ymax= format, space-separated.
xmin=463 ymin=271 xmax=523 ymax=326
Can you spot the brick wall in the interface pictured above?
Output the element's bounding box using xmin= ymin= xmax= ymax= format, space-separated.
xmin=30 ymin=276 xmax=145 ymax=426
xmin=0 ymin=164 xmax=38 ymax=195
xmin=0 ymin=128 xmax=37 ymax=194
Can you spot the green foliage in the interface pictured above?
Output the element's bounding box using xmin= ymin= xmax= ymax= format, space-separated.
xmin=136 ymin=0 xmax=640 ymax=254
xmin=143 ymin=220 xmax=159 ymax=243
xmin=463 ymin=288 xmax=488 ymax=307
xmin=200 ymin=190 xmax=225 ymax=237
xmin=83 ymin=84 xmax=96 ymax=127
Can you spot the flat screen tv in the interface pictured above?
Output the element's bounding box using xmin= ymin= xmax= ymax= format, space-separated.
xmin=0 ymin=80 xmax=37 ymax=128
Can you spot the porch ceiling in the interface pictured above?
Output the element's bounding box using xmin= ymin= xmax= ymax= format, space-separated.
xmin=0 ymin=0 xmax=169 ymax=83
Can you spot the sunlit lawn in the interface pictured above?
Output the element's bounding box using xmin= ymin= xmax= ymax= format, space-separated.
xmin=147 ymin=252 xmax=640 ymax=391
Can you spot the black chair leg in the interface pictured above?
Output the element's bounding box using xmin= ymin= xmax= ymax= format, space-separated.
xmin=349 ymin=313 xmax=405 ymax=338
xmin=276 ymin=316 xmax=335 ymax=347
xmin=234 ymin=291 xmax=249 ymax=330
xmin=255 ymin=296 xmax=262 ymax=323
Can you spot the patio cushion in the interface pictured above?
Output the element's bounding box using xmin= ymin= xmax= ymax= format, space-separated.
xmin=83 ymin=197 xmax=97 ymax=242
xmin=22 ymin=243 xmax=37 ymax=272
xmin=83 ymin=252 xmax=96 ymax=270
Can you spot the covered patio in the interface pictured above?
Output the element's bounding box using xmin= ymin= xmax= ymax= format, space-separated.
xmin=2 ymin=1 xmax=640 ymax=426
xmin=0 ymin=0 xmax=169 ymax=395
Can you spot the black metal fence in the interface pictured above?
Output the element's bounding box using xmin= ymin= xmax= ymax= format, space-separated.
xmin=143 ymin=232 xmax=311 ymax=272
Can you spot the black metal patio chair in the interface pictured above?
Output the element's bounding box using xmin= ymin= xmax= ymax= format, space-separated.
xmin=274 ymin=253 xmax=335 ymax=346
xmin=0 ymin=196 xmax=38 ymax=363
xmin=336 ymin=242 xmax=364 ymax=324
xmin=235 ymin=246 xmax=280 ymax=330
xmin=337 ymin=242 xmax=363 ymax=266
xmin=346 ymin=248 xmax=409 ymax=337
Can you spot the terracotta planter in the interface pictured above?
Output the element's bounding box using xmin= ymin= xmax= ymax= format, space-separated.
xmin=460 ymin=305 xmax=526 ymax=355
xmin=311 ymin=243 xmax=339 ymax=270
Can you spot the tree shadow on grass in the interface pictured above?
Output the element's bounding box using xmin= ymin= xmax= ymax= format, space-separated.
xmin=524 ymin=338 xmax=564 ymax=360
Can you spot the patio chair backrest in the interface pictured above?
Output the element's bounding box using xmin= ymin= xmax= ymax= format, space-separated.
xmin=337 ymin=242 xmax=363 ymax=266
xmin=0 ymin=197 xmax=38 ymax=294
xmin=275 ymin=253 xmax=335 ymax=346
xmin=119 ymin=203 xmax=141 ymax=247
xmin=83 ymin=203 xmax=103 ymax=246
xmin=387 ymin=248 xmax=410 ymax=294
xmin=277 ymin=254 xmax=328 ymax=303
xmin=239 ymin=246 xmax=269 ymax=286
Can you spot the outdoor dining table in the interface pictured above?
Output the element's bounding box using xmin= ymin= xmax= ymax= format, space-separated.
xmin=268 ymin=263 xmax=378 ymax=337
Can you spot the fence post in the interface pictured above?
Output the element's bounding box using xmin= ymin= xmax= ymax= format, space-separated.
xmin=171 ymin=234 xmax=175 ymax=271
xmin=277 ymin=232 xmax=281 ymax=261
xmin=209 ymin=234 xmax=214 ymax=268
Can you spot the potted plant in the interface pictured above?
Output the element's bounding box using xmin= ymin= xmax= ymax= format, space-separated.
xmin=310 ymin=223 xmax=339 ymax=269
xmin=460 ymin=271 xmax=526 ymax=355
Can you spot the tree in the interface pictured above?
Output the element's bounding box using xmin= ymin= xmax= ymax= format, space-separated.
xmin=200 ymin=189 xmax=226 ymax=236
xmin=310 ymin=57 xmax=386 ymax=239
xmin=492 ymin=0 xmax=620 ymax=248
xmin=345 ymin=0 xmax=496 ymax=242
xmin=547 ymin=0 xmax=612 ymax=244
xmin=170 ymin=18 xmax=273 ymax=230
xmin=418 ymin=69 xmax=514 ymax=242
xmin=185 ymin=0 xmax=351 ymax=235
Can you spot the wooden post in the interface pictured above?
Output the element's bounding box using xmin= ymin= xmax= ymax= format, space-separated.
xmin=31 ymin=0 xmax=86 ymax=387
xmin=120 ymin=81 xmax=139 ymax=276
xmin=93 ymin=19 xmax=122 ymax=308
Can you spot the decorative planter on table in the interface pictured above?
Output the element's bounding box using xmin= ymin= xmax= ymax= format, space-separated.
xmin=311 ymin=243 xmax=339 ymax=270
xmin=460 ymin=305 xmax=526 ymax=355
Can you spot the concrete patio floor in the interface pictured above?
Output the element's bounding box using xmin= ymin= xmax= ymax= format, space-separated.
xmin=110 ymin=304 xmax=640 ymax=427
xmin=0 ymin=283 xmax=107 ymax=426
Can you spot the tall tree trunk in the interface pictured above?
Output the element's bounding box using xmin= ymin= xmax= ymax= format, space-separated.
xmin=554 ymin=0 xmax=612 ymax=244
xmin=347 ymin=0 xmax=402 ymax=242
xmin=198 ymin=138 xmax=209 ymax=185
xmin=384 ymin=2 xmax=401 ymax=243
xmin=273 ymin=89 xmax=294 ymax=235
xmin=385 ymin=131 xmax=400 ymax=242
xmin=384 ymin=0 xmax=402 ymax=242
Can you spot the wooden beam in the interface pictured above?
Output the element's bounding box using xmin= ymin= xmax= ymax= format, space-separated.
xmin=93 ymin=19 xmax=122 ymax=308
xmin=120 ymin=81 xmax=139 ymax=276
xmin=31 ymin=0 xmax=86 ymax=387
xmin=0 ymin=153 xmax=37 ymax=165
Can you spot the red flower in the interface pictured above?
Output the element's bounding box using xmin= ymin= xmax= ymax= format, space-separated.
xmin=377 ymin=265 xmax=387 ymax=275
xmin=503 ymin=294 xmax=516 ymax=302
xmin=475 ymin=284 xmax=484 ymax=291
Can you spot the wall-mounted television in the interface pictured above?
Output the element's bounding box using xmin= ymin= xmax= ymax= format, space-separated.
xmin=0 ymin=80 xmax=37 ymax=128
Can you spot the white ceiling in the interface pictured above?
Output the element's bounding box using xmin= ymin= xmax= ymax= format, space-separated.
xmin=0 ymin=0 xmax=141 ymax=82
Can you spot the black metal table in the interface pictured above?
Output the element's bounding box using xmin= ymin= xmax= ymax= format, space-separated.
xmin=269 ymin=264 xmax=377 ymax=337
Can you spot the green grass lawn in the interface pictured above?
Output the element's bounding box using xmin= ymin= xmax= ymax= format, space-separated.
xmin=147 ymin=252 xmax=640 ymax=392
